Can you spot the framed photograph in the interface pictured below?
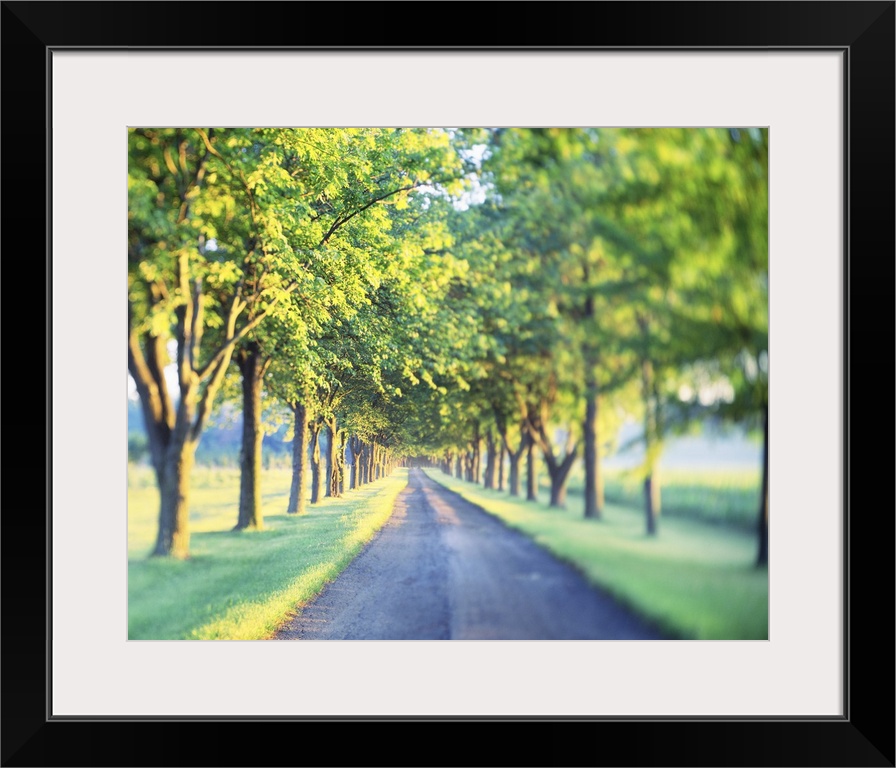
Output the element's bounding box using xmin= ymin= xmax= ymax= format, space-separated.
xmin=7 ymin=1 xmax=893 ymax=765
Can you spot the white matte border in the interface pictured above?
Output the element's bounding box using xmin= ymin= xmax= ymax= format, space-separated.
xmin=52 ymin=51 xmax=842 ymax=717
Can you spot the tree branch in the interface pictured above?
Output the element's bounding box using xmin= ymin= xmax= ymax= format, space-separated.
xmin=196 ymin=280 xmax=298 ymax=381
xmin=176 ymin=252 xmax=196 ymax=394
xmin=195 ymin=128 xmax=258 ymax=231
xmin=128 ymin=300 xmax=173 ymax=472
xmin=189 ymin=277 xmax=204 ymax=373
xmin=318 ymin=180 xmax=432 ymax=247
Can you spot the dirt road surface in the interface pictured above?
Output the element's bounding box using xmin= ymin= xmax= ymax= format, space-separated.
xmin=273 ymin=468 xmax=669 ymax=640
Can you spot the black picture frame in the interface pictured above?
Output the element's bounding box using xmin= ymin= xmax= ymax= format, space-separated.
xmin=4 ymin=2 xmax=893 ymax=766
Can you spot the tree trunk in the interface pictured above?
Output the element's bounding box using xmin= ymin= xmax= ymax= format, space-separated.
xmin=526 ymin=438 xmax=538 ymax=501
xmin=643 ymin=464 xmax=662 ymax=533
xmin=642 ymin=456 xmax=662 ymax=535
xmin=471 ymin=423 xmax=481 ymax=484
xmin=287 ymin=401 xmax=309 ymax=515
xmin=497 ymin=443 xmax=505 ymax=491
xmin=583 ymin=386 xmax=601 ymax=519
xmin=334 ymin=429 xmax=347 ymax=496
xmin=153 ymin=437 xmax=198 ymax=559
xmin=582 ymin=288 xmax=602 ymax=519
xmin=507 ymin=451 xmax=522 ymax=497
xmin=360 ymin=442 xmax=369 ymax=485
xmin=483 ymin=430 xmax=496 ymax=490
xmin=644 ymin=474 xmax=659 ymax=535
xmin=641 ymin=355 xmax=661 ymax=535
xmin=455 ymin=453 xmax=463 ymax=479
xmin=529 ymin=413 xmax=578 ymax=510
xmin=324 ymin=416 xmax=336 ymax=498
xmin=756 ymin=403 xmax=769 ymax=566
xmin=349 ymin=435 xmax=361 ymax=490
xmin=129 ymin=256 xmax=247 ymax=558
xmin=546 ymin=450 xmax=577 ymax=508
xmin=369 ymin=440 xmax=377 ymax=482
xmin=235 ymin=344 xmax=265 ymax=531
xmin=500 ymin=422 xmax=529 ymax=498
xmin=309 ymin=421 xmax=323 ymax=504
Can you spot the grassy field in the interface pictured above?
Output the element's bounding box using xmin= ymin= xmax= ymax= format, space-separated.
xmin=525 ymin=464 xmax=762 ymax=531
xmin=602 ymin=467 xmax=762 ymax=530
xmin=422 ymin=468 xmax=768 ymax=640
xmin=128 ymin=464 xmax=408 ymax=640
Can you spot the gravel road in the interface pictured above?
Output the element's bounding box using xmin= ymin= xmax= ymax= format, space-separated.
xmin=273 ymin=467 xmax=669 ymax=640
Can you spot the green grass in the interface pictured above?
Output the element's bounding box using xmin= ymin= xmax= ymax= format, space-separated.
xmin=128 ymin=465 xmax=408 ymax=640
xmin=422 ymin=468 xmax=768 ymax=640
xmin=535 ymin=465 xmax=762 ymax=530
xmin=602 ymin=467 xmax=762 ymax=530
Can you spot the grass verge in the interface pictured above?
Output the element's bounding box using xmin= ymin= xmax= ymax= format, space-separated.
xmin=128 ymin=465 xmax=408 ymax=640
xmin=421 ymin=468 xmax=768 ymax=640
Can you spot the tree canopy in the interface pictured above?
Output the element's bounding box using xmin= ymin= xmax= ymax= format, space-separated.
xmin=129 ymin=126 xmax=768 ymax=561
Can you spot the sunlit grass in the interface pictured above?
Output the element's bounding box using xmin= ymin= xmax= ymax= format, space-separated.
xmin=128 ymin=464 xmax=408 ymax=640
xmin=422 ymin=468 xmax=768 ymax=640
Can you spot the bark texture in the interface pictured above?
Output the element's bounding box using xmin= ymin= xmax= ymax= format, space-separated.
xmin=235 ymin=343 xmax=266 ymax=531
xmin=287 ymin=402 xmax=309 ymax=515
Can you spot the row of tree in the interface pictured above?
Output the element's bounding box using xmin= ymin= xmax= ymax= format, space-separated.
xmin=128 ymin=126 xmax=768 ymax=565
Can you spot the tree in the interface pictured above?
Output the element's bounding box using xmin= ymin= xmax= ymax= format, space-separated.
xmin=623 ymin=128 xmax=767 ymax=538
xmin=128 ymin=128 xmax=301 ymax=558
xmin=480 ymin=129 xmax=615 ymax=510
xmin=674 ymin=128 xmax=768 ymax=563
